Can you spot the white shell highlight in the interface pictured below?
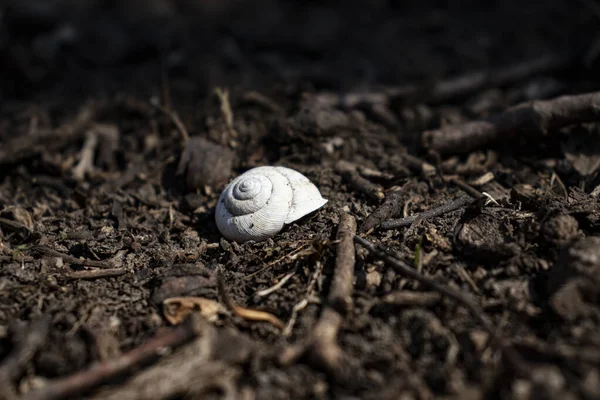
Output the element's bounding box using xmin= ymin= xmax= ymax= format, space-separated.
xmin=215 ymin=166 xmax=327 ymax=242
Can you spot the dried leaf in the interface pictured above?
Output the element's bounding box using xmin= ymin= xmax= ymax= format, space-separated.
xmin=162 ymin=296 xmax=226 ymax=325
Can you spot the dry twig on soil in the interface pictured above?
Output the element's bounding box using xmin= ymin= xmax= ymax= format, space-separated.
xmin=354 ymin=235 xmax=529 ymax=377
xmin=0 ymin=102 xmax=99 ymax=166
xmin=254 ymin=270 xmax=297 ymax=298
xmin=279 ymin=213 xmax=357 ymax=381
xmin=88 ymin=321 xmax=253 ymax=400
xmin=0 ymin=316 xmax=50 ymax=400
xmin=282 ymin=261 xmax=324 ymax=337
xmin=71 ymin=130 xmax=98 ymax=180
xmin=447 ymin=177 xmax=485 ymax=200
xmin=360 ymin=188 xmax=406 ymax=233
xmin=381 ymin=195 xmax=474 ymax=230
xmin=336 ymin=160 xmax=385 ymax=201
xmin=328 ymin=213 xmax=358 ymax=314
xmin=423 ymin=91 xmax=600 ymax=155
xmin=72 ymin=123 xmax=120 ymax=181
xmin=308 ymin=54 xmax=570 ymax=109
xmin=242 ymin=91 xmax=285 ymax=114
xmin=22 ymin=314 xmax=207 ymax=400
xmin=0 ymin=255 xmax=34 ymax=263
xmin=381 ymin=291 xmax=442 ymax=307
xmin=214 ymin=87 xmax=238 ymax=141
xmin=150 ymin=99 xmax=190 ymax=142
xmin=30 ymin=245 xmax=113 ymax=269
xmin=65 ymin=268 xmax=127 ymax=280
xmin=400 ymin=153 xmax=437 ymax=177
xmin=0 ymin=217 xmax=31 ymax=233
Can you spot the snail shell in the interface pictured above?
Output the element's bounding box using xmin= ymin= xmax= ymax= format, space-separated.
xmin=215 ymin=166 xmax=327 ymax=242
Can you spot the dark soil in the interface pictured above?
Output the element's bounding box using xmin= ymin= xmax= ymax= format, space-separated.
xmin=1 ymin=1 xmax=600 ymax=399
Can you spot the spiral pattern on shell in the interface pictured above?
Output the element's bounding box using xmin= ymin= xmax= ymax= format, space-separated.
xmin=215 ymin=166 xmax=327 ymax=242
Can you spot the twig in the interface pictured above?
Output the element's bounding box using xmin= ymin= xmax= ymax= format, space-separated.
xmin=282 ymin=261 xmax=323 ymax=337
xmin=254 ymin=270 xmax=297 ymax=298
xmin=448 ymin=177 xmax=484 ymax=200
xmin=0 ymin=255 xmax=34 ymax=263
xmin=22 ymin=314 xmax=206 ymax=400
xmin=217 ymin=274 xmax=284 ymax=330
xmin=242 ymin=243 xmax=313 ymax=280
xmin=469 ymin=172 xmax=495 ymax=187
xmin=513 ymin=337 xmax=600 ymax=364
xmin=72 ymin=130 xmax=98 ymax=180
xmin=381 ymin=195 xmax=474 ymax=230
xmin=214 ymin=87 xmax=238 ymax=140
xmin=336 ymin=160 xmax=384 ymax=201
xmin=381 ymin=291 xmax=442 ymax=307
xmin=354 ymin=235 xmax=529 ymax=378
xmin=30 ymin=245 xmax=113 ymax=269
xmin=550 ymin=171 xmax=568 ymax=200
xmin=419 ymin=54 xmax=570 ymax=103
xmin=150 ymin=99 xmax=189 ymax=142
xmin=279 ymin=213 xmax=357 ymax=381
xmin=360 ymin=188 xmax=406 ymax=233
xmin=0 ymin=102 xmax=98 ymax=166
xmin=307 ymin=54 xmax=571 ymax=109
xmin=422 ymin=91 xmax=600 ymax=155
xmin=91 ymin=361 xmax=233 ymax=400
xmin=64 ymin=268 xmax=127 ymax=280
xmin=88 ymin=324 xmax=251 ymax=400
xmin=242 ymin=91 xmax=284 ymax=114
xmin=0 ymin=316 xmax=50 ymax=400
xmin=328 ymin=213 xmax=358 ymax=314
xmin=400 ymin=153 xmax=436 ymax=177
xmin=282 ymin=299 xmax=308 ymax=338
xmin=0 ymin=217 xmax=31 ymax=233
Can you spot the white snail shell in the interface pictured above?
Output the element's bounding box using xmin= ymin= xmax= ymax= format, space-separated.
xmin=215 ymin=166 xmax=327 ymax=242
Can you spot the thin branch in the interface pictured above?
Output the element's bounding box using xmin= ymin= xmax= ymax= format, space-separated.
xmin=0 ymin=316 xmax=50 ymax=399
xmin=0 ymin=255 xmax=34 ymax=263
xmin=307 ymin=54 xmax=571 ymax=109
xmin=422 ymin=91 xmax=600 ymax=155
xmin=380 ymin=195 xmax=474 ymax=230
xmin=400 ymin=153 xmax=436 ymax=177
xmin=242 ymin=91 xmax=285 ymax=114
xmin=282 ymin=261 xmax=323 ymax=337
xmin=360 ymin=188 xmax=406 ymax=233
xmin=30 ymin=245 xmax=113 ymax=269
xmin=336 ymin=161 xmax=385 ymax=201
xmin=22 ymin=314 xmax=206 ymax=400
xmin=448 ymin=177 xmax=484 ymax=200
xmin=214 ymin=87 xmax=238 ymax=142
xmin=328 ymin=213 xmax=358 ymax=314
xmin=0 ymin=102 xmax=99 ymax=166
xmin=254 ymin=270 xmax=297 ymax=298
xmin=151 ymin=100 xmax=190 ymax=142
xmin=381 ymin=291 xmax=442 ymax=307
xmin=280 ymin=213 xmax=357 ymax=382
xmin=72 ymin=130 xmax=98 ymax=181
xmin=354 ymin=235 xmax=529 ymax=378
xmin=0 ymin=217 xmax=31 ymax=233
xmin=64 ymin=268 xmax=127 ymax=280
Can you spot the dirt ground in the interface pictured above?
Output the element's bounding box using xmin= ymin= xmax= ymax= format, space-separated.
xmin=1 ymin=1 xmax=600 ymax=399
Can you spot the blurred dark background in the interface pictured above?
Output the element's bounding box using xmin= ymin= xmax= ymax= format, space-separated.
xmin=0 ymin=0 xmax=597 ymax=104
